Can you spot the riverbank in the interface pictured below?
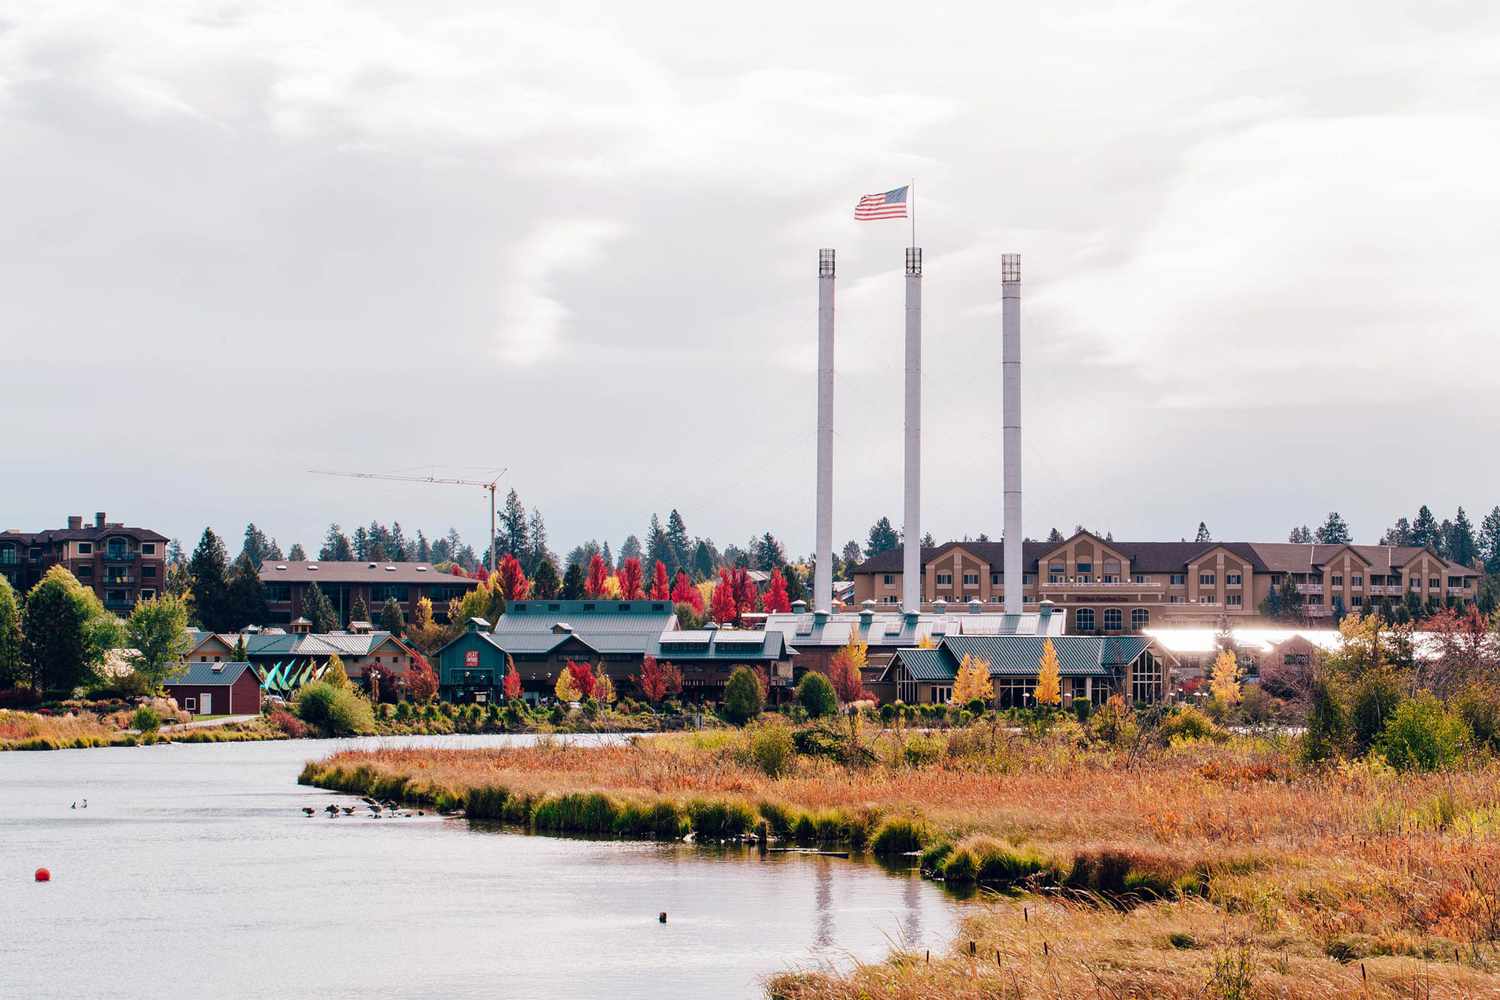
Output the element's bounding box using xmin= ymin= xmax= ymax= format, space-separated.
xmin=301 ymin=718 xmax=1500 ymax=997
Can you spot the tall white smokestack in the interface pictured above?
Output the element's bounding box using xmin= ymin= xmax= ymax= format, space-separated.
xmin=1001 ymin=253 xmax=1022 ymax=615
xmin=903 ymin=247 xmax=922 ymax=614
xmin=814 ymin=249 xmax=836 ymax=613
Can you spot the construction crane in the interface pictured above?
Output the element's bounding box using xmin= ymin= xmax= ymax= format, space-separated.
xmin=308 ymin=468 xmax=507 ymax=573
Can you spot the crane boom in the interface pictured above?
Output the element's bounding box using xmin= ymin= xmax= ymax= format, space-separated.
xmin=307 ymin=468 xmax=507 ymax=573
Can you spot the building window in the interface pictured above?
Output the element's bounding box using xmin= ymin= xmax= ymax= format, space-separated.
xmin=883 ymin=574 xmax=893 ymax=585
xmin=1199 ymin=573 xmax=1215 ymax=586
xmin=1430 ymin=578 xmax=1440 ymax=590
xmin=1352 ymin=595 xmax=1364 ymax=606
xmin=1170 ymin=595 xmax=1186 ymax=604
xmin=77 ymin=542 xmax=93 ymax=555
xmin=1225 ymin=594 xmax=1242 ymax=606
xmin=1448 ymin=576 xmax=1463 ymax=588
xmin=1076 ymin=562 xmax=1093 ymax=574
xmin=1100 ymin=574 xmax=1119 ymax=583
xmin=265 ymin=583 xmax=291 ymax=602
xmin=1103 ymin=608 xmax=1122 ymax=630
xmin=1226 ymin=573 xmax=1242 ymax=585
xmin=962 ymin=573 xmax=978 ymax=586
xmin=1170 ymin=574 xmax=1186 ymax=585
xmin=1331 ymin=575 xmax=1343 ymax=586
xmin=929 ymin=685 xmax=952 ymax=704
xmin=881 ymin=595 xmax=900 ymax=604
xmin=1352 ymin=575 xmax=1363 ymax=586
xmin=142 ymin=543 xmax=157 ymax=555
xmin=183 ymin=697 xmax=197 ymax=711
xmin=936 ymin=572 xmax=952 ymax=585
xmin=140 ymin=589 xmax=156 ymax=600
xmin=1075 ymin=608 xmax=1095 ymax=631
xmin=1199 ymin=593 xmax=1216 ymax=604
xmin=1133 ymin=574 xmax=1147 ymax=584
xmin=991 ymin=573 xmax=1001 ymax=585
xmin=1131 ymin=608 xmax=1149 ymax=630
xmin=995 ymin=677 xmax=1036 ymax=708
xmin=76 ymin=565 xmax=93 ymax=579
xmin=142 ymin=565 xmax=157 ymax=579
xmin=1131 ymin=653 xmax=1162 ymax=703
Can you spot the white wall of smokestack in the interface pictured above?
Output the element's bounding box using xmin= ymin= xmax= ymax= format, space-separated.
xmin=903 ymin=249 xmax=922 ymax=613
xmin=1002 ymin=254 xmax=1022 ymax=615
xmin=814 ymin=250 xmax=835 ymax=613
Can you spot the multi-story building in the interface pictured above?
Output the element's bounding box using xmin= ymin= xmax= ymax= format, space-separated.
xmin=851 ymin=530 xmax=1482 ymax=631
xmin=0 ymin=512 xmax=168 ymax=612
xmin=257 ymin=560 xmax=480 ymax=626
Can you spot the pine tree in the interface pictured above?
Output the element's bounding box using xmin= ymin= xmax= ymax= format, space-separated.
xmin=351 ymin=526 xmax=370 ymax=561
xmin=302 ymin=582 xmax=339 ymax=634
xmin=865 ymin=517 xmax=900 ymax=557
xmin=644 ymin=516 xmax=671 ymax=573
xmin=350 ymin=596 xmax=369 ymax=624
xmin=224 ymin=554 xmax=268 ymax=630
xmin=601 ymin=540 xmax=613 ymax=570
xmin=1480 ymin=507 xmax=1500 ymax=574
xmin=1381 ymin=518 xmax=1413 ymax=546
xmin=1410 ymin=505 xmax=1440 ymax=551
xmin=525 ymin=508 xmax=549 ymax=573
xmin=920 ymin=531 xmax=936 ymax=547
xmin=561 ymin=562 xmax=586 ymax=599
xmin=692 ymin=540 xmax=718 ymax=580
xmin=839 ymin=540 xmax=863 ymax=573
xmin=754 ymin=532 xmax=785 ymax=570
xmin=320 ymin=524 xmax=354 ymax=561
xmin=240 ymin=523 xmax=273 ymax=570
xmin=287 ymin=543 xmax=307 ymax=561
xmin=1046 ymin=528 xmax=1065 ymax=543
xmin=1034 ymin=638 xmax=1061 ymax=706
xmin=500 ymin=489 xmax=528 ymax=561
xmin=533 ymin=557 xmax=561 ymax=599
xmin=619 ymin=533 xmax=643 ymax=569
xmin=1314 ymin=513 xmax=1350 ymax=544
xmin=784 ymin=565 xmax=807 ymax=604
xmin=1447 ymin=507 xmax=1478 ymax=567
xmin=1195 ymin=522 xmax=1212 ymax=543
xmin=665 ymin=510 xmax=691 ymax=576
xmin=188 ymin=528 xmax=232 ymax=632
xmin=380 ymin=597 xmax=405 ymax=635
xmin=1288 ymin=525 xmax=1313 ymax=543
xmin=416 ymin=530 xmax=431 ymax=562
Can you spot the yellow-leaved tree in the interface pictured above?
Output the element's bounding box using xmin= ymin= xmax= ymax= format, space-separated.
xmin=323 ymin=654 xmax=349 ymax=689
xmin=1210 ymin=648 xmax=1241 ymax=705
xmin=555 ymin=669 xmax=581 ymax=702
xmin=951 ymin=654 xmax=993 ymax=706
xmin=1034 ymin=638 xmax=1061 ymax=706
xmin=592 ymin=663 xmax=616 ymax=704
xmin=600 ymin=575 xmax=623 ymax=598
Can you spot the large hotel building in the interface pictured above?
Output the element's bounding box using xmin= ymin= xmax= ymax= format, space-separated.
xmin=851 ymin=530 xmax=1481 ymax=631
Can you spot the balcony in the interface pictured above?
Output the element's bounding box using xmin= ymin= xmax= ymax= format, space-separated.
xmin=102 ymin=550 xmax=138 ymax=563
xmin=104 ymin=576 xmax=134 ymax=586
xmin=1038 ymin=580 xmax=1166 ymax=593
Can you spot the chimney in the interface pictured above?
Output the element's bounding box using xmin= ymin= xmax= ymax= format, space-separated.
xmin=95 ymin=512 xmax=107 ymax=528
xmin=903 ymin=247 xmax=922 ymax=614
xmin=814 ymin=248 xmax=836 ymax=613
xmin=1001 ymin=253 xmax=1022 ymax=615
xmin=68 ymin=515 xmax=83 ymax=530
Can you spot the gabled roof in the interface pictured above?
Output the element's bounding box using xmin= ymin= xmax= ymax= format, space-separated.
xmin=0 ymin=524 xmax=168 ymax=544
xmin=487 ymin=599 xmax=679 ymax=660
xmin=165 ymin=661 xmax=258 ymax=686
xmin=886 ymin=634 xmax=1160 ymax=683
xmin=763 ymin=607 xmax=1065 ymax=650
xmin=197 ymin=630 xmax=410 ymax=659
xmin=257 ymin=561 xmax=479 ymax=586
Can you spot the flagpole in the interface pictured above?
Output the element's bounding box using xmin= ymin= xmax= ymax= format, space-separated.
xmin=910 ymin=178 xmax=916 ymax=247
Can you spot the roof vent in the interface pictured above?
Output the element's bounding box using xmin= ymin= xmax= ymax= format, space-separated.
xmin=385 ymin=565 xmax=396 ymax=571
xmin=968 ymin=598 xmax=983 ymax=613
xmin=275 ymin=564 xmax=287 ymax=571
xmin=552 ymin=622 xmax=573 ymax=634
xmin=416 ymin=566 xmax=428 ymax=572
xmin=368 ymin=562 xmax=377 ymax=569
xmin=307 ymin=564 xmax=318 ymax=571
xmin=790 ymin=599 xmax=807 ymax=613
xmin=211 ymin=663 xmax=225 ymax=673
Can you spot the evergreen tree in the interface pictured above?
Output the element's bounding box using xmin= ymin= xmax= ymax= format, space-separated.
xmin=350 ymin=596 xmax=369 ymax=624
xmin=352 ymin=526 xmax=370 ymax=561
xmin=525 ymin=508 xmax=550 ymax=573
xmin=784 ymin=564 xmax=807 ymax=604
xmin=753 ymin=532 xmax=785 ymax=570
xmin=1480 ymin=507 xmax=1500 ymax=574
xmin=721 ymin=666 xmax=764 ymax=725
xmin=561 ymin=561 xmax=585 ymax=599
xmin=389 ymin=522 xmax=409 ymax=560
xmin=665 ymin=510 xmax=691 ymax=575
xmin=692 ymin=540 xmax=718 ymax=580
xmin=601 ymin=540 xmax=613 ymax=570
xmin=920 ymin=531 xmax=936 ymax=547
xmin=1288 ymin=525 xmax=1313 ymax=543
xmin=839 ymin=540 xmax=862 ymax=574
xmin=1195 ymin=521 xmax=1212 ymax=543
xmin=499 ymin=489 xmax=528 ymax=560
xmin=188 ymin=528 xmax=233 ymax=632
xmin=1446 ymin=507 xmax=1478 ymax=566
xmin=239 ymin=523 xmax=274 ymax=569
xmin=1381 ymin=518 xmax=1412 ymax=546
xmin=416 ymin=530 xmax=431 ymax=562
xmin=1410 ymin=505 xmax=1440 ymax=551
xmin=380 ymin=597 xmax=405 ymax=635
xmin=225 ymin=555 xmax=269 ymax=630
xmin=644 ymin=516 xmax=671 ymax=573
xmin=865 ymin=517 xmax=900 ymax=557
xmin=287 ymin=543 xmax=307 ymax=561
xmin=1046 ymin=527 xmax=1065 ymax=543
xmin=619 ymin=534 xmax=642 ymax=569
xmin=166 ymin=538 xmax=185 ymax=567
xmin=302 ymin=582 xmax=339 ymax=634
xmin=1314 ymin=512 xmax=1351 ymax=545
xmin=0 ymin=575 xmax=22 ymax=689
xmin=533 ymin=557 xmax=562 ymax=598
xmin=320 ymin=524 xmax=354 ymax=562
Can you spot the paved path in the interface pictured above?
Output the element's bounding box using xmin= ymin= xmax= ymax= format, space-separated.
xmin=161 ymin=713 xmax=260 ymax=733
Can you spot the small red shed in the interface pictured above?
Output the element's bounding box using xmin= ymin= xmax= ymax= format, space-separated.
xmin=163 ymin=661 xmax=262 ymax=716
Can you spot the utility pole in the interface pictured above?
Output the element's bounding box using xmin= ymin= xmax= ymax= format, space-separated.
xmin=308 ymin=469 xmax=507 ymax=573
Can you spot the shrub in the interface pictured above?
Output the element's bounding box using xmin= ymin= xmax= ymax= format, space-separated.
xmin=394 ymin=700 xmax=412 ymax=721
xmin=268 ymin=709 xmax=309 ymax=738
xmin=745 ymin=720 xmax=796 ymax=777
xmin=870 ymin=815 xmax=931 ymax=856
xmin=1157 ymin=705 xmax=1225 ymax=745
xmin=1452 ymin=684 xmax=1500 ymax=751
xmin=795 ymin=672 xmax=838 ymax=719
xmin=1350 ymin=667 xmax=1404 ymax=754
xmin=129 ymin=705 xmax=161 ymax=732
xmin=294 ymin=681 xmax=376 ymax=736
xmin=721 ymin=667 xmax=764 ymax=725
xmin=1301 ymin=675 xmax=1350 ymax=765
xmin=1375 ymin=693 xmax=1470 ymax=772
xmin=1072 ymin=698 xmax=1092 ymax=722
xmin=901 ymin=732 xmax=945 ymax=767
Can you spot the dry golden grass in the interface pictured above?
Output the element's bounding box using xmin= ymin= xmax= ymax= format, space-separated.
xmin=312 ymin=727 xmax=1500 ymax=996
xmin=0 ymin=708 xmax=121 ymax=748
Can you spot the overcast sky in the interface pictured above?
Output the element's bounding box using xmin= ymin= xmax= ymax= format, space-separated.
xmin=3 ymin=0 xmax=1499 ymax=558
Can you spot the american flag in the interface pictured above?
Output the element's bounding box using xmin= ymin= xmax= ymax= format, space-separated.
xmin=854 ymin=186 xmax=909 ymax=221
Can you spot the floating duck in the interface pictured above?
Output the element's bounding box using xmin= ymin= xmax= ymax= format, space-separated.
xmin=324 ymin=804 xmax=339 ymax=816
xmin=302 ymin=807 xmax=315 ymax=817
xmin=341 ymin=806 xmax=356 ymax=816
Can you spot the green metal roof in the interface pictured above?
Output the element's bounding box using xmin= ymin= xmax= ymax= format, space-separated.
xmin=894 ymin=647 xmax=952 ymax=682
xmin=165 ymin=661 xmax=258 ymax=687
xmin=888 ymin=635 xmax=1156 ymax=683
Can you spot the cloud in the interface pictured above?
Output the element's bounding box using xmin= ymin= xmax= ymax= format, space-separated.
xmin=496 ymin=219 xmax=626 ymax=365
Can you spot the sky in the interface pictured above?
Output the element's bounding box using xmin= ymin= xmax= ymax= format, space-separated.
xmin=3 ymin=0 xmax=1499 ymax=559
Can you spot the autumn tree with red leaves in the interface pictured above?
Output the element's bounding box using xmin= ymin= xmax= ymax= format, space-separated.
xmin=731 ymin=566 xmax=759 ymax=617
xmin=566 ymin=659 xmax=597 ymax=700
xmin=618 ymin=556 xmax=645 ymax=599
xmin=503 ymin=654 xmax=522 ymax=700
xmin=671 ymin=570 xmax=703 ymax=612
xmin=650 ymin=560 xmax=670 ymax=600
xmin=406 ymin=653 xmax=439 ymax=703
xmin=497 ymin=553 xmax=532 ymax=601
xmin=474 ymin=565 xmax=490 ymax=584
xmin=635 ymin=655 xmax=683 ymax=705
xmin=762 ymin=568 xmax=791 ymax=614
xmin=585 ymin=554 xmax=609 ymax=597
xmin=711 ymin=569 xmax=740 ymax=624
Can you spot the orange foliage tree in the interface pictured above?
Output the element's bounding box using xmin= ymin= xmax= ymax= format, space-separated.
xmin=618 ymin=557 xmax=645 ymax=600
xmin=585 ymin=554 xmax=609 ymax=597
xmin=405 ymin=653 xmax=439 ymax=703
xmin=650 ymin=560 xmax=670 ymax=600
xmin=670 ymin=570 xmax=703 ymax=612
xmin=566 ymin=659 xmax=596 ymax=700
xmin=502 ymin=654 xmax=522 ymax=700
xmin=497 ymin=553 xmax=531 ymax=601
xmin=762 ymin=568 xmax=791 ymax=613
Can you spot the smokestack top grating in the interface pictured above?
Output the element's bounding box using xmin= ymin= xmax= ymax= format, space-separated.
xmin=905 ymin=247 xmax=922 ymax=275
xmin=1001 ymin=254 xmax=1021 ymax=283
xmin=819 ymin=248 xmax=835 ymax=276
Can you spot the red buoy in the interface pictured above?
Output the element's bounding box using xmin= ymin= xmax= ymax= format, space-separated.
xmin=35 ymin=867 xmax=51 ymax=882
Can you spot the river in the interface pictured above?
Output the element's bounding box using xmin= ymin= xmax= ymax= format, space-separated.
xmin=0 ymin=735 xmax=959 ymax=999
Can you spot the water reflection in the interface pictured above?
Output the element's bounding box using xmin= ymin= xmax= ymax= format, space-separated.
xmin=0 ymin=736 xmax=960 ymax=1000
